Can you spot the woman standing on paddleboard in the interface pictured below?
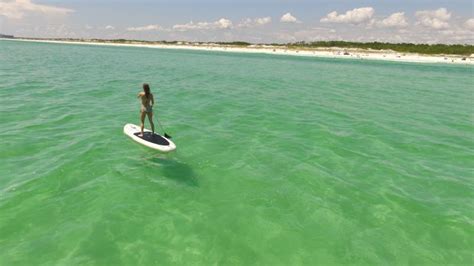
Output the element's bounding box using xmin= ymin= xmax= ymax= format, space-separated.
xmin=137 ymin=83 xmax=155 ymax=137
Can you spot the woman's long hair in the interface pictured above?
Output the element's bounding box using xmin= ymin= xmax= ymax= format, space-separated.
xmin=143 ymin=83 xmax=151 ymax=98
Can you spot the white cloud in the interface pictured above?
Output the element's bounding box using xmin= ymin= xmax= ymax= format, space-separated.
xmin=437 ymin=28 xmax=474 ymax=43
xmin=238 ymin=18 xmax=253 ymax=28
xmin=255 ymin=17 xmax=271 ymax=26
xmin=127 ymin=24 xmax=163 ymax=31
xmin=105 ymin=25 xmax=115 ymax=30
xmin=280 ymin=13 xmax=299 ymax=23
xmin=0 ymin=0 xmax=73 ymax=19
xmin=173 ymin=18 xmax=233 ymax=31
xmin=275 ymin=32 xmax=297 ymax=42
xmin=321 ymin=7 xmax=374 ymax=24
xmin=216 ymin=18 xmax=233 ymax=29
xmin=415 ymin=8 xmax=451 ymax=29
xmin=464 ymin=18 xmax=474 ymax=30
xmin=377 ymin=12 xmax=408 ymax=28
xmin=238 ymin=17 xmax=271 ymax=28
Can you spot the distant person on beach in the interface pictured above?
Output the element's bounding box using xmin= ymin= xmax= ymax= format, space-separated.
xmin=137 ymin=83 xmax=155 ymax=137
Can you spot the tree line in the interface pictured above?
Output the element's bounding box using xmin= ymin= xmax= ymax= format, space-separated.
xmin=287 ymin=41 xmax=474 ymax=56
xmin=16 ymin=37 xmax=473 ymax=55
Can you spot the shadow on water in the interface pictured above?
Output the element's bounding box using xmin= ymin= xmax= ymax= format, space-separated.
xmin=146 ymin=155 xmax=199 ymax=187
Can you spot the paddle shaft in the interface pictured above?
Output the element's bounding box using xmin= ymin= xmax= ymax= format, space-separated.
xmin=154 ymin=115 xmax=172 ymax=139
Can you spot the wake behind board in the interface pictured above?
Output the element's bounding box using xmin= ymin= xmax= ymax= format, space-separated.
xmin=123 ymin=123 xmax=176 ymax=152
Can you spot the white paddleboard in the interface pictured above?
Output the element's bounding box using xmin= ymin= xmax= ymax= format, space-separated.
xmin=123 ymin=123 xmax=176 ymax=152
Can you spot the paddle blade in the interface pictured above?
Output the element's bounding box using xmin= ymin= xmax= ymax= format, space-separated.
xmin=164 ymin=133 xmax=172 ymax=139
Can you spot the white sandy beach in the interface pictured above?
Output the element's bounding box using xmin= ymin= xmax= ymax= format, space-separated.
xmin=2 ymin=38 xmax=473 ymax=65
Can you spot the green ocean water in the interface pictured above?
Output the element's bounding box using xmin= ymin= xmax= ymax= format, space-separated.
xmin=0 ymin=39 xmax=473 ymax=265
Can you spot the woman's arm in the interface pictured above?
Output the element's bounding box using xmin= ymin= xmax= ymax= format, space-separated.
xmin=137 ymin=92 xmax=143 ymax=98
xmin=151 ymin=94 xmax=155 ymax=106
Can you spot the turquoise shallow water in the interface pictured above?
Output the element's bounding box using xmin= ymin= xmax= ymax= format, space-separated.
xmin=0 ymin=40 xmax=473 ymax=265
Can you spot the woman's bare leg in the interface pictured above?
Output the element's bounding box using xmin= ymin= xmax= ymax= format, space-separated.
xmin=147 ymin=112 xmax=155 ymax=134
xmin=139 ymin=111 xmax=146 ymax=137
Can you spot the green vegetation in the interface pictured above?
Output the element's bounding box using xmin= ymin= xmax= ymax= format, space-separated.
xmin=288 ymin=41 xmax=474 ymax=55
xmin=0 ymin=34 xmax=14 ymax=38
xmin=160 ymin=40 xmax=179 ymax=44
xmin=14 ymin=37 xmax=474 ymax=55
xmin=216 ymin=41 xmax=251 ymax=46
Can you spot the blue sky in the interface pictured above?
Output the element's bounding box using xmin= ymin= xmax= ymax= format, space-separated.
xmin=1 ymin=0 xmax=473 ymax=43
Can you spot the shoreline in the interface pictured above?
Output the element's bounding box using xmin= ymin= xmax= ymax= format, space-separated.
xmin=2 ymin=38 xmax=473 ymax=65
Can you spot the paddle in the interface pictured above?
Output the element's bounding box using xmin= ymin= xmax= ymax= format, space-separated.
xmin=155 ymin=117 xmax=172 ymax=139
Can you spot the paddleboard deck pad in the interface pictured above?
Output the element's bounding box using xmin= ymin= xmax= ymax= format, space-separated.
xmin=123 ymin=123 xmax=176 ymax=152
